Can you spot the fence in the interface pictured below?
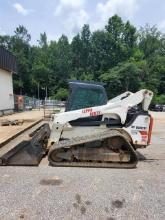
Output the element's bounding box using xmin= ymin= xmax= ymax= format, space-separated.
xmin=43 ymin=100 xmax=65 ymax=118
xmin=14 ymin=95 xmax=41 ymax=112
xmin=14 ymin=95 xmax=66 ymax=117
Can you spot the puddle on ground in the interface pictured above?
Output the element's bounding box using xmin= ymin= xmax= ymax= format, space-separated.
xmin=80 ymin=206 xmax=86 ymax=215
xmin=85 ymin=200 xmax=92 ymax=205
xmin=111 ymin=199 xmax=125 ymax=209
xmin=75 ymin=194 xmax=81 ymax=204
xmin=105 ymin=207 xmax=109 ymax=213
xmin=73 ymin=194 xmax=92 ymax=215
xmin=19 ymin=214 xmax=24 ymax=219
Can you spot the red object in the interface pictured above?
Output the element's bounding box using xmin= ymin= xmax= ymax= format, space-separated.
xmin=139 ymin=131 xmax=148 ymax=136
xmin=148 ymin=115 xmax=153 ymax=144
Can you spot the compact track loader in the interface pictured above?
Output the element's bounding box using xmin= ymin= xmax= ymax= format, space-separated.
xmin=48 ymin=81 xmax=153 ymax=168
xmin=0 ymin=81 xmax=153 ymax=168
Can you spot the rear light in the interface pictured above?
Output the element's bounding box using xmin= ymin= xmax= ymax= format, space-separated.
xmin=147 ymin=115 xmax=153 ymax=144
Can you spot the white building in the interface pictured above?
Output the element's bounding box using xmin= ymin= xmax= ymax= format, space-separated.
xmin=0 ymin=47 xmax=17 ymax=115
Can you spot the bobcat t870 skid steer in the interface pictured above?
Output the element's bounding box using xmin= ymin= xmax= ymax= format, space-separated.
xmin=0 ymin=81 xmax=153 ymax=168
xmin=48 ymin=81 xmax=153 ymax=168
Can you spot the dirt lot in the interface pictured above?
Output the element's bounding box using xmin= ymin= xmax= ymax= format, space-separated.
xmin=0 ymin=112 xmax=165 ymax=220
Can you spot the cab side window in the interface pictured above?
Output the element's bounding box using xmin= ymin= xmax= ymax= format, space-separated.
xmin=69 ymin=88 xmax=106 ymax=111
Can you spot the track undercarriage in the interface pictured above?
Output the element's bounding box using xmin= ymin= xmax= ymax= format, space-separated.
xmin=48 ymin=130 xmax=138 ymax=168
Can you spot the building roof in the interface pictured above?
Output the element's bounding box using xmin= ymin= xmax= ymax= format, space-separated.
xmin=0 ymin=47 xmax=17 ymax=73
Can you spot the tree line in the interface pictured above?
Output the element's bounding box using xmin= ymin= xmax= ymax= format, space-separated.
xmin=0 ymin=15 xmax=165 ymax=103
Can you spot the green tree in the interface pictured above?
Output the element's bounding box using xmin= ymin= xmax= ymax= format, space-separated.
xmin=53 ymin=88 xmax=68 ymax=100
xmin=38 ymin=32 xmax=48 ymax=49
xmin=139 ymin=25 xmax=162 ymax=58
xmin=31 ymin=32 xmax=50 ymax=98
xmin=91 ymin=30 xmax=111 ymax=75
xmin=100 ymin=61 xmax=142 ymax=98
xmin=71 ymin=34 xmax=83 ymax=78
xmin=80 ymin=24 xmax=92 ymax=72
xmin=0 ymin=35 xmax=12 ymax=50
xmin=11 ymin=25 xmax=32 ymax=94
xmin=46 ymin=35 xmax=71 ymax=97
xmin=0 ymin=16 xmax=164 ymax=103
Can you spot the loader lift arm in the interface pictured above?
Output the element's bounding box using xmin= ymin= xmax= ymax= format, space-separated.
xmin=49 ymin=88 xmax=153 ymax=144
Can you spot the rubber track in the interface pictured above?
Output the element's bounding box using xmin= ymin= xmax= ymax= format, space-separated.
xmin=48 ymin=130 xmax=138 ymax=168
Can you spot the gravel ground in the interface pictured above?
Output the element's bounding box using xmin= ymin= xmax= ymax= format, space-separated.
xmin=0 ymin=112 xmax=165 ymax=220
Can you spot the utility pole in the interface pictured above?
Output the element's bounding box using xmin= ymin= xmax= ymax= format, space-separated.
xmin=38 ymin=83 xmax=40 ymax=110
xmin=45 ymin=86 xmax=48 ymax=100
xmin=38 ymin=83 xmax=40 ymax=100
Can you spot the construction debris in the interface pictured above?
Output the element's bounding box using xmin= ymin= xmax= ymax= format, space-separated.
xmin=1 ymin=119 xmax=24 ymax=126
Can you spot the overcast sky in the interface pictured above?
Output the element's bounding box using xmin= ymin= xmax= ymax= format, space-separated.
xmin=0 ymin=0 xmax=165 ymax=44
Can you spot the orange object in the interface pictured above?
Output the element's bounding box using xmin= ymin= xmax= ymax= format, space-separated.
xmin=148 ymin=116 xmax=153 ymax=144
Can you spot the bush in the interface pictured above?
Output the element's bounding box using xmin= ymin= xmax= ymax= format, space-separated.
xmin=154 ymin=94 xmax=165 ymax=104
xmin=53 ymin=88 xmax=68 ymax=101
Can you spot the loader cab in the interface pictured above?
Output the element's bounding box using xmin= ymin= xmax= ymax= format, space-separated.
xmin=65 ymin=81 xmax=108 ymax=126
xmin=65 ymin=81 xmax=108 ymax=111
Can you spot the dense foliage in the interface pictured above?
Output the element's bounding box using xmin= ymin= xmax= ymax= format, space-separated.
xmin=0 ymin=15 xmax=165 ymax=103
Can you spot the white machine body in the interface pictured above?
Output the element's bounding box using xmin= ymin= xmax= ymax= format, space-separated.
xmin=49 ymin=89 xmax=153 ymax=149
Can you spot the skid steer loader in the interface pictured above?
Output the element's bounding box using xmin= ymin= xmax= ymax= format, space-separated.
xmin=0 ymin=80 xmax=153 ymax=168
xmin=48 ymin=81 xmax=153 ymax=168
